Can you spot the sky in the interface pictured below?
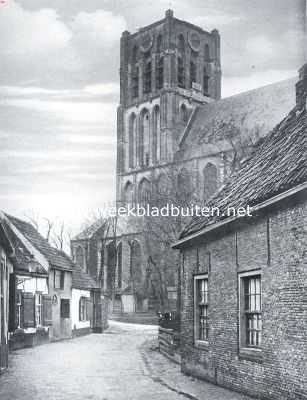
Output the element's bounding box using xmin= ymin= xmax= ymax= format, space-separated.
xmin=0 ymin=0 xmax=306 ymax=235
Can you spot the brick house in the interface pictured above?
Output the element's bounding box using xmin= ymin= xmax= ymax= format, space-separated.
xmin=0 ymin=220 xmax=14 ymax=372
xmin=172 ymin=65 xmax=307 ymax=400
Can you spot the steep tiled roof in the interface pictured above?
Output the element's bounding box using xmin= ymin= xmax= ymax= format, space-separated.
xmin=180 ymin=78 xmax=296 ymax=159
xmin=5 ymin=214 xmax=73 ymax=271
xmin=3 ymin=219 xmax=47 ymax=274
xmin=72 ymin=267 xmax=100 ymax=290
xmin=180 ymin=106 xmax=307 ymax=240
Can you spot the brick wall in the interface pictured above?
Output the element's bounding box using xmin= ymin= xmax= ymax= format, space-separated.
xmin=180 ymin=195 xmax=307 ymax=400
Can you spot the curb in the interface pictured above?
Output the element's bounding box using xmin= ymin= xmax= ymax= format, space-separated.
xmin=140 ymin=341 xmax=200 ymax=400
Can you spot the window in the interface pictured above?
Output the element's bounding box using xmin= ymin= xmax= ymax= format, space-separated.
xmin=180 ymin=104 xmax=188 ymax=123
xmin=117 ymin=243 xmax=122 ymax=289
xmin=132 ymin=67 xmax=139 ymax=99
xmin=124 ymin=181 xmax=134 ymax=204
xmin=157 ymin=35 xmax=163 ymax=53
xmin=79 ymin=297 xmax=87 ymax=321
xmin=190 ymin=60 xmax=197 ymax=88
xmin=152 ymin=106 xmax=160 ymax=163
xmin=203 ymin=67 xmax=209 ymax=96
xmin=35 ymin=292 xmax=42 ymax=326
xmin=203 ymin=163 xmax=218 ymax=201
xmin=239 ymin=272 xmax=262 ymax=349
xmin=138 ymin=178 xmax=151 ymax=206
xmin=16 ymin=290 xmax=22 ymax=328
xmin=194 ymin=274 xmax=209 ymax=343
xmin=54 ymin=270 xmax=65 ymax=290
xmin=128 ymin=113 xmax=136 ymax=168
xmin=177 ymin=56 xmax=185 ymax=88
xmin=204 ymin=44 xmax=210 ymax=61
xmin=139 ymin=109 xmax=150 ymax=166
xmin=75 ymin=246 xmax=84 ymax=269
xmin=156 ymin=57 xmax=164 ymax=90
xmin=60 ymin=299 xmax=70 ymax=319
xmin=143 ymin=61 xmax=152 ymax=94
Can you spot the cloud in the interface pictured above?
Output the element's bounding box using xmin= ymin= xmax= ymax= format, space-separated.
xmin=71 ymin=10 xmax=126 ymax=50
xmin=0 ymin=1 xmax=126 ymax=85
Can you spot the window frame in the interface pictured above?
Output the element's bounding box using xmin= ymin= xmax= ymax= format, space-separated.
xmin=238 ymin=270 xmax=262 ymax=357
xmin=79 ymin=296 xmax=87 ymax=322
xmin=35 ymin=292 xmax=43 ymax=327
xmin=194 ymin=273 xmax=209 ymax=348
xmin=54 ymin=269 xmax=65 ymax=290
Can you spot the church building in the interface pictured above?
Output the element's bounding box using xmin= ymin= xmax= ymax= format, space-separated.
xmin=72 ymin=10 xmax=296 ymax=318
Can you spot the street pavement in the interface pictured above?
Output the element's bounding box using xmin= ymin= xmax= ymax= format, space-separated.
xmin=0 ymin=321 xmax=252 ymax=400
xmin=0 ymin=321 xmax=184 ymax=400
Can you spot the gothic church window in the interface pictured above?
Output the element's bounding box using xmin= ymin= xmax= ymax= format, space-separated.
xmin=203 ymin=163 xmax=218 ymax=201
xmin=143 ymin=61 xmax=152 ymax=94
xmin=204 ymin=44 xmax=210 ymax=61
xmin=180 ymin=104 xmax=188 ymax=123
xmin=156 ymin=57 xmax=164 ymax=90
xmin=116 ymin=243 xmax=122 ymax=289
xmin=157 ymin=34 xmax=163 ymax=53
xmin=128 ymin=113 xmax=136 ymax=168
xmin=190 ymin=60 xmax=197 ymax=88
xmin=177 ymin=35 xmax=185 ymax=88
xmin=152 ymin=105 xmax=160 ymax=163
xmin=124 ymin=181 xmax=134 ymax=204
xmin=177 ymin=168 xmax=193 ymax=202
xmin=130 ymin=241 xmax=142 ymax=282
xmin=203 ymin=67 xmax=209 ymax=96
xmin=138 ymin=178 xmax=151 ymax=206
xmin=177 ymin=57 xmax=185 ymax=88
xmin=132 ymin=67 xmax=139 ymax=99
xmin=139 ymin=109 xmax=150 ymax=167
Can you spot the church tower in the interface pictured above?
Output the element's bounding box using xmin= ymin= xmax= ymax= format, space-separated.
xmin=116 ymin=9 xmax=221 ymax=204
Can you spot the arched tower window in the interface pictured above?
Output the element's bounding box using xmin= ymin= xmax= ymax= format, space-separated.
xmin=157 ymin=35 xmax=163 ymax=53
xmin=124 ymin=181 xmax=134 ymax=204
xmin=138 ymin=178 xmax=151 ymax=206
xmin=75 ymin=246 xmax=85 ymax=270
xmin=190 ymin=60 xmax=197 ymax=88
xmin=139 ymin=109 xmax=150 ymax=167
xmin=180 ymin=104 xmax=188 ymax=123
xmin=132 ymin=67 xmax=139 ymax=99
xmin=177 ymin=56 xmax=185 ymax=88
xmin=143 ymin=61 xmax=152 ymax=94
xmin=156 ymin=57 xmax=164 ymax=90
xmin=152 ymin=105 xmax=160 ymax=163
xmin=178 ymin=34 xmax=185 ymax=53
xmin=116 ymin=243 xmax=122 ymax=289
xmin=203 ymin=162 xmax=218 ymax=201
xmin=132 ymin=45 xmax=138 ymax=64
xmin=204 ymin=44 xmax=210 ymax=61
xmin=177 ymin=35 xmax=185 ymax=88
xmin=203 ymin=67 xmax=209 ymax=96
xmin=128 ymin=113 xmax=136 ymax=168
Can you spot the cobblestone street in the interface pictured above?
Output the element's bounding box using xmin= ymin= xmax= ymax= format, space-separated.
xmin=0 ymin=322 xmax=252 ymax=400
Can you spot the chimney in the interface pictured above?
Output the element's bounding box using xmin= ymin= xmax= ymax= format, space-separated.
xmin=296 ymin=63 xmax=307 ymax=109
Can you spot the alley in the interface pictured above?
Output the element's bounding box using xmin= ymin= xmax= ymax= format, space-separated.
xmin=0 ymin=322 xmax=186 ymax=400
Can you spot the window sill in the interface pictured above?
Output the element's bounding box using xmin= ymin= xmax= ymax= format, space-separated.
xmin=239 ymin=347 xmax=263 ymax=363
xmin=194 ymin=340 xmax=209 ymax=350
